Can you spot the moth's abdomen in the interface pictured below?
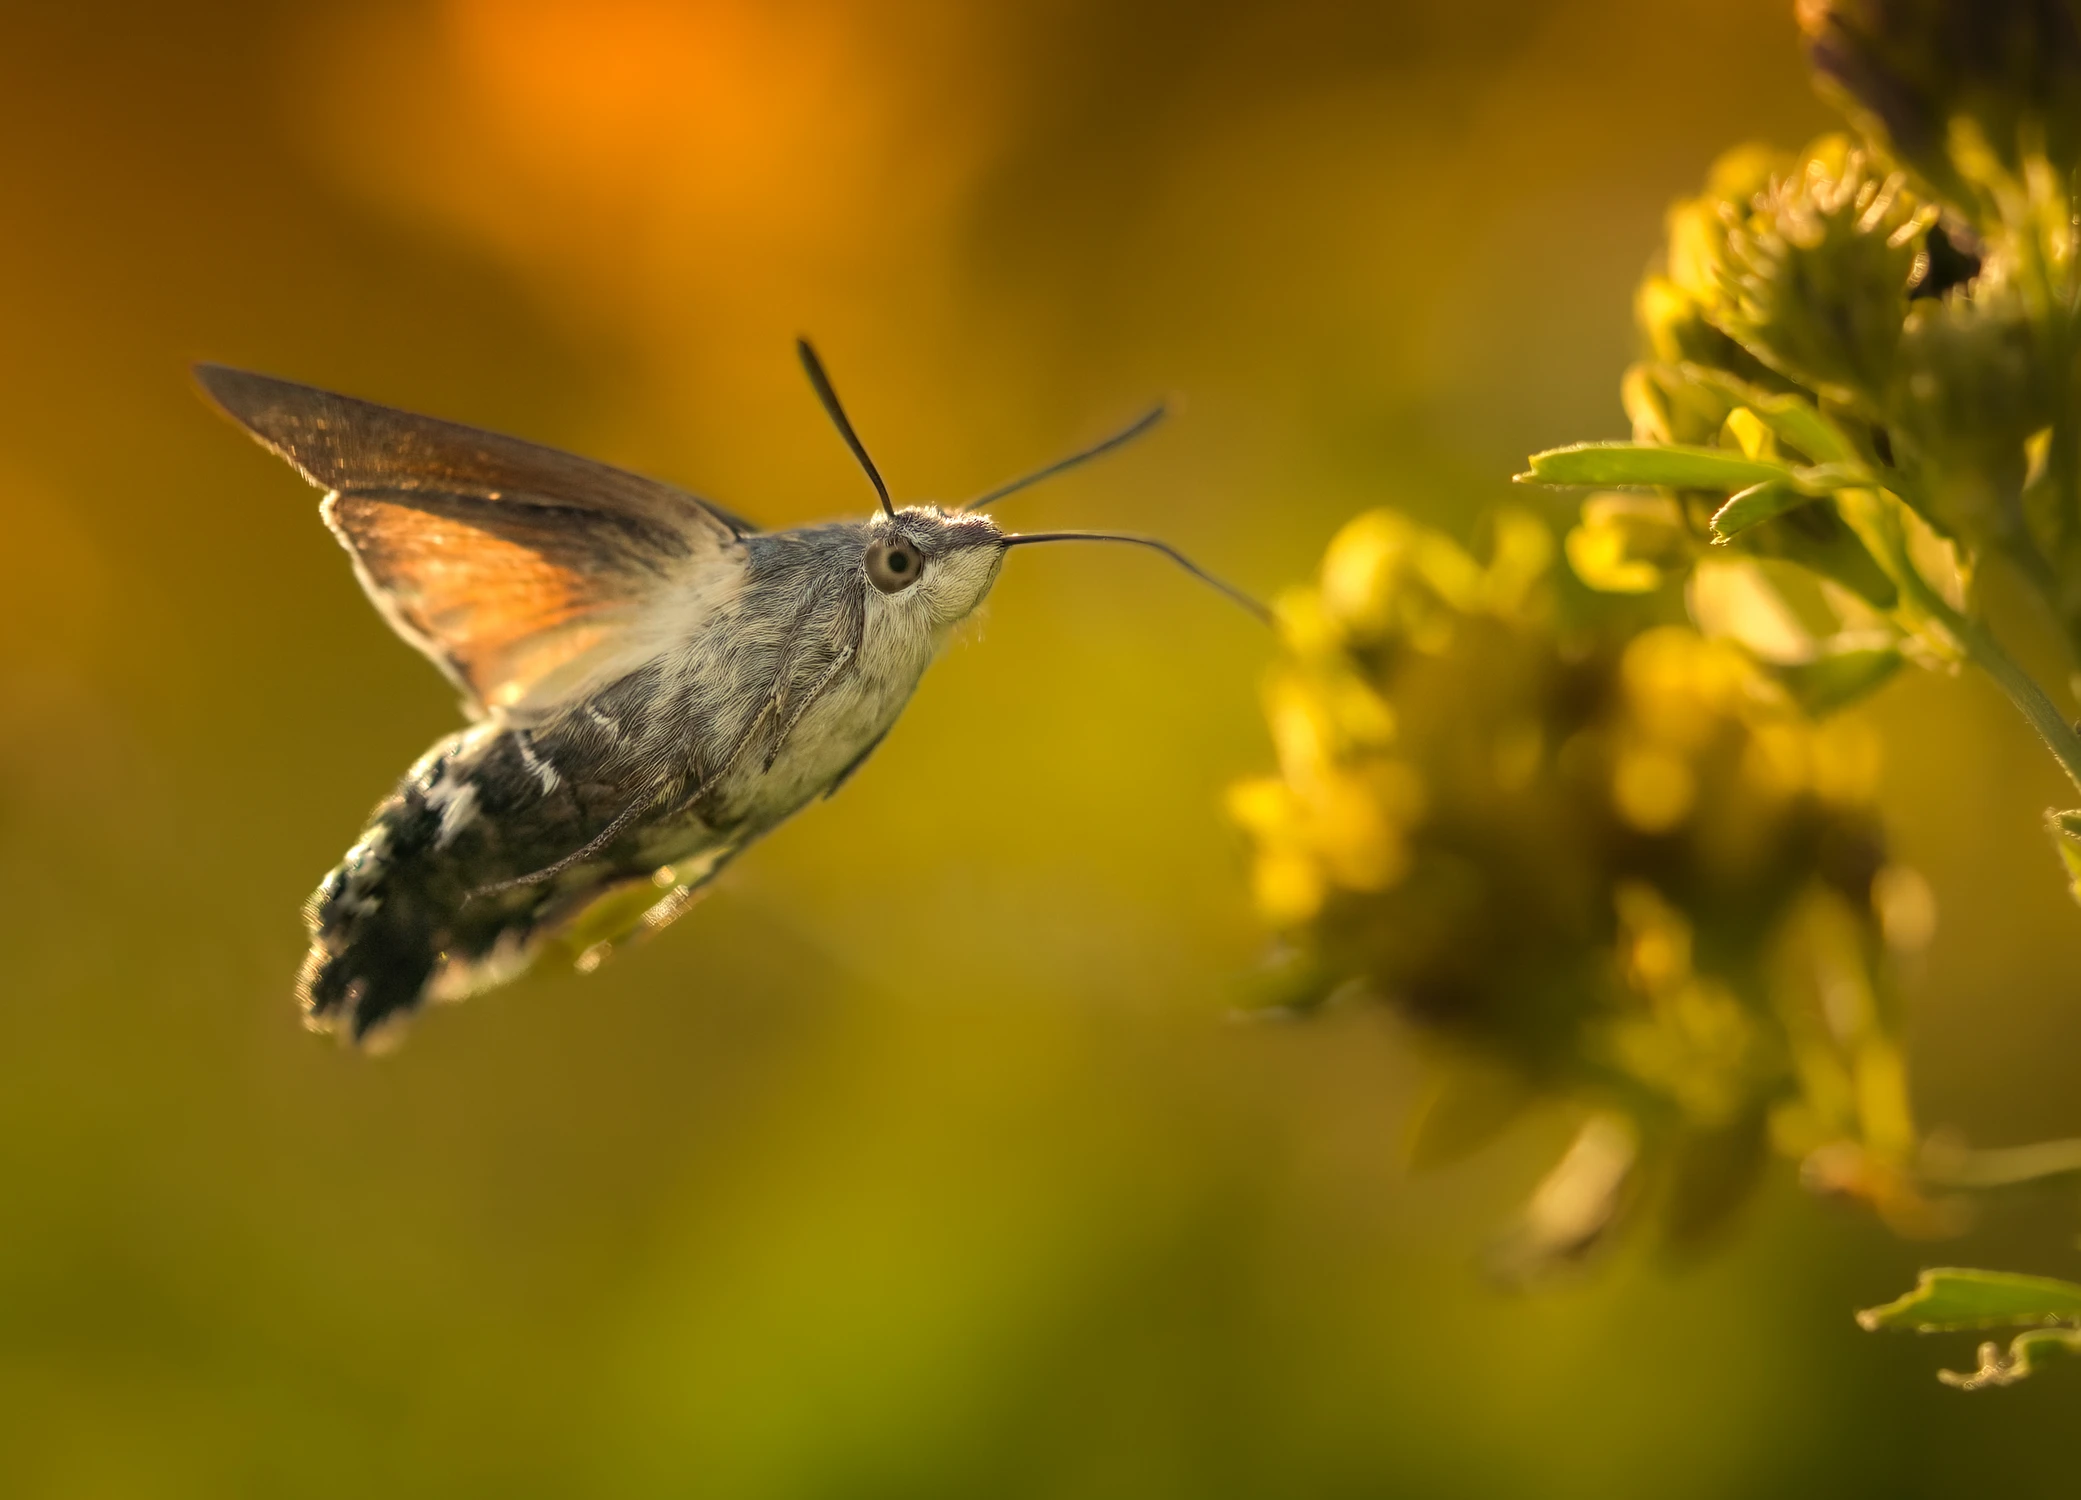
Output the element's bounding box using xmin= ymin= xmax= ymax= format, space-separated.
xmin=296 ymin=723 xmax=711 ymax=1047
xmin=297 ymin=815 xmax=445 ymax=1046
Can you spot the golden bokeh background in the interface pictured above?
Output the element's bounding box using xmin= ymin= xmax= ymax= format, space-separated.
xmin=7 ymin=0 xmax=2081 ymax=1492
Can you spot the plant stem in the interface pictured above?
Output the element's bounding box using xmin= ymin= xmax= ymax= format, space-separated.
xmin=1952 ymin=613 xmax=2081 ymax=795
xmin=1854 ymin=486 xmax=2081 ymax=795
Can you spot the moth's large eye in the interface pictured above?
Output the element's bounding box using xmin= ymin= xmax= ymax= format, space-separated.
xmin=865 ymin=537 xmax=924 ymax=594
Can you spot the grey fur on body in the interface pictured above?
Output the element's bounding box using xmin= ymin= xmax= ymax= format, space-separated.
xmin=196 ymin=363 xmax=1006 ymax=1047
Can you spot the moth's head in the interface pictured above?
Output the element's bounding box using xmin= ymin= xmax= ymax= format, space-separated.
xmin=865 ymin=506 xmax=1006 ymax=627
xmin=797 ymin=337 xmax=1267 ymax=631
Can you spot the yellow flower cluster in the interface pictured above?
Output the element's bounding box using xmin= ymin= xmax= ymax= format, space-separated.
xmin=1232 ymin=507 xmax=1949 ymax=1263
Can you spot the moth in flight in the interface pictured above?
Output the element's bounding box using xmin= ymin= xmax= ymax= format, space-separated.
xmin=199 ymin=343 xmax=1263 ymax=1048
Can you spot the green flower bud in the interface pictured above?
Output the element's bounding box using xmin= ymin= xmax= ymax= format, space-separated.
xmin=1891 ymin=272 xmax=2048 ymax=535
xmin=1640 ymin=146 xmax=1801 ymax=386
xmin=1715 ymin=141 xmax=1934 ymax=410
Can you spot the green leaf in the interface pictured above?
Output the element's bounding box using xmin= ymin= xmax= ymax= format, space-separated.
xmin=1922 ymin=1135 xmax=2081 ymax=1189
xmin=1939 ymin=1328 xmax=2081 ymax=1390
xmin=1710 ymin=480 xmax=1814 ymax=541
xmin=2047 ymin=811 xmax=2081 ymax=908
xmin=1733 ymin=504 xmax=1900 ymax=610
xmin=1674 ymin=363 xmax=1859 ymax=464
xmin=1659 ymin=1110 xmax=1769 ymax=1251
xmin=1769 ymin=647 xmax=1903 ymax=716
xmin=1234 ymin=947 xmax=1344 ymax=1016
xmin=1405 ymin=1063 xmax=1534 ymax=1172
xmin=1743 ymin=396 xmax=1858 ymax=466
xmin=1855 ymin=1267 xmax=2081 ymax=1332
xmin=1519 ymin=442 xmax=1795 ymax=492
xmin=1484 ymin=1113 xmax=1637 ymax=1286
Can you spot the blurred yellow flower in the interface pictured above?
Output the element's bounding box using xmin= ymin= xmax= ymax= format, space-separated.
xmin=1234 ymin=506 xmax=1950 ymax=1271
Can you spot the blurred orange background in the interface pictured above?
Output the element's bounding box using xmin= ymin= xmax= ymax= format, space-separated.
xmin=6 ymin=0 xmax=2081 ymax=1493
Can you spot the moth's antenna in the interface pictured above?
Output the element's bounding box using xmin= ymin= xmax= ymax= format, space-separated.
xmin=797 ymin=337 xmax=896 ymax=520
xmin=960 ymin=404 xmax=1167 ymax=513
xmin=1001 ymin=530 xmax=1272 ymax=625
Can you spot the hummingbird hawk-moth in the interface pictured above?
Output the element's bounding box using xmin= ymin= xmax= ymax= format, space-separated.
xmin=198 ymin=342 xmax=1262 ymax=1049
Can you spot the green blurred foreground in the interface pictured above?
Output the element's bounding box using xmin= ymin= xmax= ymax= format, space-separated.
xmin=9 ymin=2 xmax=2081 ymax=1496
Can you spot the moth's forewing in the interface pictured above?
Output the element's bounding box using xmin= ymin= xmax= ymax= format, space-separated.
xmin=194 ymin=364 xmax=758 ymax=534
xmin=197 ymin=364 xmax=757 ymax=714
